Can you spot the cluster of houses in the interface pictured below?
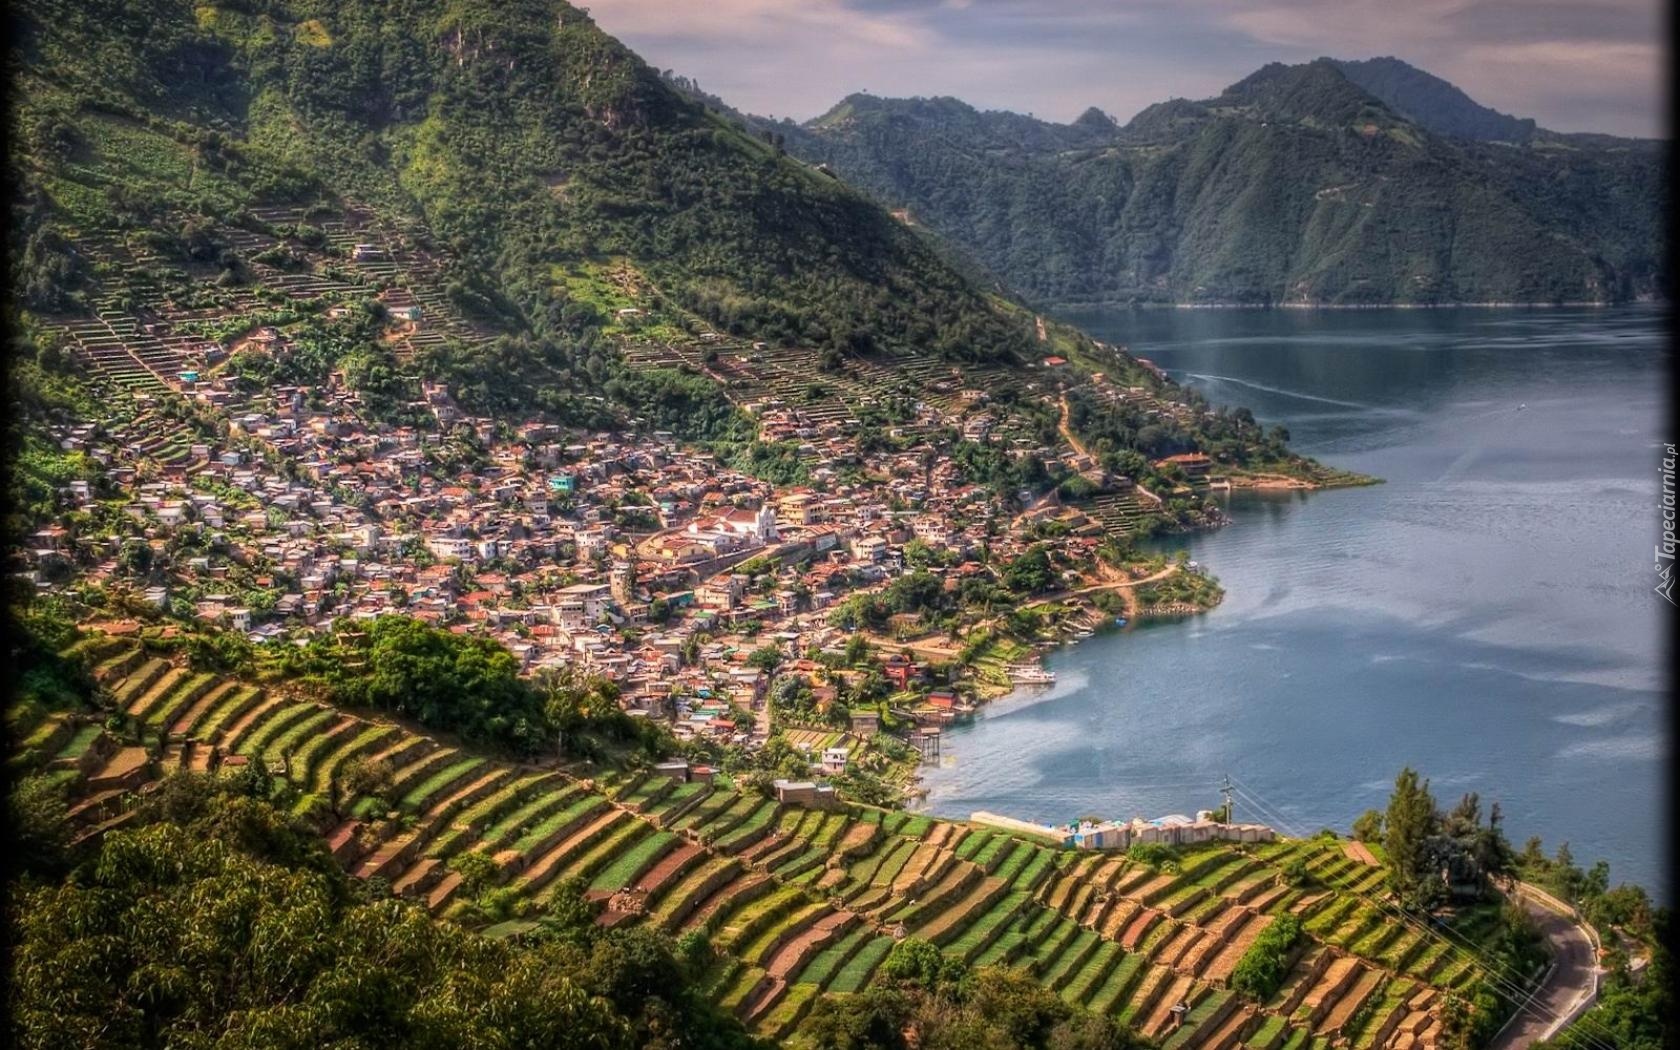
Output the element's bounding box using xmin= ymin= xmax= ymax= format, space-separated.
xmin=20 ymin=234 xmax=1246 ymax=796
xmin=22 ymin=362 xmax=1120 ymax=760
xmin=973 ymin=810 xmax=1276 ymax=851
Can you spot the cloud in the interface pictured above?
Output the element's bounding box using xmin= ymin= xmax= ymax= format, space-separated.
xmin=584 ymin=0 xmax=1666 ymax=136
xmin=586 ymin=0 xmax=929 ymax=49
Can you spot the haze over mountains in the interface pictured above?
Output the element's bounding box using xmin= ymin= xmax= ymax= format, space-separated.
xmin=708 ymin=57 xmax=1666 ymax=308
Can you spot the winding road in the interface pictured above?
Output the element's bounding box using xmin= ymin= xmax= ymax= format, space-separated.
xmin=1488 ymin=882 xmax=1600 ymax=1049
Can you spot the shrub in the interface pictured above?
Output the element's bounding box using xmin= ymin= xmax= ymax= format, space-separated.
xmin=1231 ymin=914 xmax=1303 ymax=1001
xmin=1127 ymin=842 xmax=1179 ymax=871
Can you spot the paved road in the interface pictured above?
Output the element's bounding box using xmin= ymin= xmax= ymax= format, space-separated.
xmin=1489 ymin=883 xmax=1599 ymax=1050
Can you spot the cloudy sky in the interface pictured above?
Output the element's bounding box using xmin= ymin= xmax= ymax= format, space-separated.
xmin=585 ymin=0 xmax=1666 ymax=137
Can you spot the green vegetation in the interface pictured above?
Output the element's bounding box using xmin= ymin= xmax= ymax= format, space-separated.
xmin=757 ymin=59 xmax=1664 ymax=306
xmin=11 ymin=0 xmax=1046 ymax=432
xmin=1231 ymin=914 xmax=1303 ymax=1000
xmin=266 ymin=616 xmax=660 ymax=760
xmin=6 ymin=776 xmax=764 ymax=1050
xmin=800 ymin=965 xmax=1150 ymax=1050
xmin=1383 ymin=766 xmax=1513 ymax=909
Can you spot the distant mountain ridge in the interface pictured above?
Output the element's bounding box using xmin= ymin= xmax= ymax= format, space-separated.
xmin=1330 ymin=57 xmax=1538 ymax=143
xmin=712 ymin=58 xmax=1666 ymax=307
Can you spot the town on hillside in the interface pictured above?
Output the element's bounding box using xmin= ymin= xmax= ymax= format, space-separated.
xmin=19 ymin=201 xmax=1256 ymax=802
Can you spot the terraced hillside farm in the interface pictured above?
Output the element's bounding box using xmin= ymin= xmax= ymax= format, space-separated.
xmin=38 ymin=202 xmax=497 ymax=393
xmin=25 ymin=632 xmax=1485 ymax=1047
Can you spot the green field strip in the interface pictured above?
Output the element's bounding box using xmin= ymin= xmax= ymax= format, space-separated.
xmin=50 ymin=723 xmax=105 ymax=765
xmin=673 ymin=790 xmax=741 ymax=831
xmin=716 ymin=963 xmax=766 ymax=1014
xmin=233 ymin=701 xmax=320 ymax=759
xmin=1064 ymin=939 xmax=1124 ymax=1007
xmin=1042 ymin=927 xmax=1101 ymax=986
xmin=507 ymin=794 xmax=608 ymax=855
xmin=191 ymin=685 xmax=265 ymax=739
xmin=425 ymin=775 xmax=554 ymax=857
xmin=285 ymin=718 xmax=360 ymax=784
xmin=478 ymin=785 xmax=584 ymax=850
xmin=399 ymin=757 xmax=486 ymax=811
xmin=591 ymin=831 xmax=678 ymax=893
xmin=795 ymin=925 xmax=872 ymax=988
xmin=738 ymin=900 xmax=831 ymax=967
xmin=1088 ymin=950 xmax=1148 ymax=1017
xmin=761 ymin=981 xmax=820 ymax=1040
xmin=109 ymin=658 xmax=170 ymax=709
xmin=539 ymin=818 xmax=650 ymax=896
xmin=135 ymin=671 xmax=214 ymax=725
xmin=828 ymin=934 xmax=893 ymax=994
xmin=256 ymin=708 xmax=342 ymax=767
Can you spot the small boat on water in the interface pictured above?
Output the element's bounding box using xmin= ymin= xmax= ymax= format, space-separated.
xmin=1114 ymin=617 xmax=1128 ymax=626
xmin=1008 ymin=665 xmax=1057 ymax=684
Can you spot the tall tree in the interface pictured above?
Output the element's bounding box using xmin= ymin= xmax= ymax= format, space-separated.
xmin=1385 ymin=766 xmax=1439 ymax=907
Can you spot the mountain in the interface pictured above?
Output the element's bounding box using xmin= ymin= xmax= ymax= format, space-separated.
xmin=9 ymin=0 xmax=1052 ymax=428
xmin=757 ymin=58 xmax=1666 ymax=306
xmin=1330 ymin=57 xmax=1538 ymax=143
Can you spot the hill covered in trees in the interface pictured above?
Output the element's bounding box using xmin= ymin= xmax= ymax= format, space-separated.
xmin=742 ymin=59 xmax=1666 ymax=307
xmin=9 ymin=0 xmax=1046 ymax=423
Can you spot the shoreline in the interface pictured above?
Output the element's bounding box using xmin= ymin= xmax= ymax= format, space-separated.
xmin=1226 ymin=471 xmax=1380 ymax=492
xmin=1050 ymin=299 xmax=1663 ymax=312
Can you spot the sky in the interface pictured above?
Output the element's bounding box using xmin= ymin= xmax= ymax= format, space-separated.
xmin=584 ymin=0 xmax=1667 ymax=138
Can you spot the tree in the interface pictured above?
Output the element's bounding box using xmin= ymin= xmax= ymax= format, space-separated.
xmin=1352 ymin=809 xmax=1385 ymax=843
xmin=449 ymin=849 xmax=499 ymax=899
xmin=7 ymin=774 xmax=70 ymax=878
xmin=745 ymin=644 xmax=783 ymax=673
xmin=880 ymin=937 xmax=952 ymax=988
xmin=339 ymin=755 xmax=393 ymax=805
xmin=1384 ymin=766 xmax=1439 ymax=907
xmin=804 ymin=988 xmax=912 ymax=1050
xmin=8 ymin=795 xmax=644 ymax=1050
xmin=539 ymin=664 xmax=627 ymax=760
xmin=1002 ymin=546 xmax=1053 ymax=596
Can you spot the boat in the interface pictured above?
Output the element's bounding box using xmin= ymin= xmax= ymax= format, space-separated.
xmin=1113 ymin=617 xmax=1128 ymax=626
xmin=1007 ymin=665 xmax=1057 ymax=684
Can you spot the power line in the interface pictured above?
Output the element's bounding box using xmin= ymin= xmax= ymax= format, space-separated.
xmin=1227 ymin=776 xmax=1620 ymax=1050
xmin=1224 ymin=782 xmax=1607 ymax=1047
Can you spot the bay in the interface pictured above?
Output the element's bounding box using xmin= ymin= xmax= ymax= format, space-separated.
xmin=918 ymin=306 xmax=1670 ymax=899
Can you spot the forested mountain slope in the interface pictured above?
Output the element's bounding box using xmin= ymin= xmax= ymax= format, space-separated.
xmin=755 ymin=59 xmax=1665 ymax=307
xmin=9 ymin=0 xmax=1042 ymax=423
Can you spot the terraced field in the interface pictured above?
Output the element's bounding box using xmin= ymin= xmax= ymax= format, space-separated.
xmin=46 ymin=203 xmax=496 ymax=392
xmin=27 ymin=636 xmax=1489 ymax=1047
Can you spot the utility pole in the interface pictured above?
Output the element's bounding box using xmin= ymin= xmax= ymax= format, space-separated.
xmin=1220 ymin=774 xmax=1234 ymax=825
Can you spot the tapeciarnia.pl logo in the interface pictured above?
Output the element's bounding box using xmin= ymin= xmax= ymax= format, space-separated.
xmin=1659 ymin=442 xmax=1677 ymax=606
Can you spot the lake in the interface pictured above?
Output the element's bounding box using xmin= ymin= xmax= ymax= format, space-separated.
xmin=918 ymin=306 xmax=1670 ymax=899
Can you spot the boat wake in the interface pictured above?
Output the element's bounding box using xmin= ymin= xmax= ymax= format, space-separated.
xmin=1177 ymin=372 xmax=1412 ymax=415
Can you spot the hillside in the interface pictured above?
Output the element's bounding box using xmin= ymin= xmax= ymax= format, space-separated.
xmin=1329 ymin=58 xmax=1538 ymax=143
xmin=10 ymin=621 xmax=1531 ymax=1048
xmin=9 ymin=0 xmax=1051 ymax=422
xmin=755 ymin=59 xmax=1666 ymax=307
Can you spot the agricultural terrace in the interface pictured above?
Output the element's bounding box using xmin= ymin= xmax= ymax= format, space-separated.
xmin=20 ymin=631 xmax=1483 ymax=1047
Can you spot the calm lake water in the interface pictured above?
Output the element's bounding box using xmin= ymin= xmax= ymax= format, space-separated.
xmin=919 ymin=307 xmax=1670 ymax=899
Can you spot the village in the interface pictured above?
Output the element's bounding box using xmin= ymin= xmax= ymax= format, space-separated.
xmin=18 ymin=203 xmax=1238 ymax=802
